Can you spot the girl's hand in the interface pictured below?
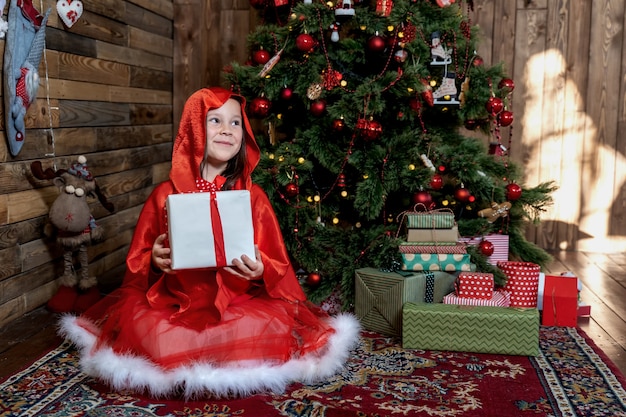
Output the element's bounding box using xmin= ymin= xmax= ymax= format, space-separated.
xmin=224 ymin=245 xmax=264 ymax=281
xmin=152 ymin=233 xmax=174 ymax=274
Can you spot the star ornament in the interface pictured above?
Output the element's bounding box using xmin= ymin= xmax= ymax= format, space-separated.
xmin=478 ymin=201 xmax=512 ymax=223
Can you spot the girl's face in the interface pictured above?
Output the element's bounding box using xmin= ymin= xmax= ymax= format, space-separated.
xmin=203 ymin=98 xmax=244 ymax=177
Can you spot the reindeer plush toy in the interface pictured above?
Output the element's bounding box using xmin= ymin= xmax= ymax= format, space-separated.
xmin=31 ymin=156 xmax=114 ymax=314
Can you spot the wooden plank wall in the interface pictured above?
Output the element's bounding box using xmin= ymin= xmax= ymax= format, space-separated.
xmin=470 ymin=0 xmax=626 ymax=253
xmin=0 ymin=0 xmax=175 ymax=328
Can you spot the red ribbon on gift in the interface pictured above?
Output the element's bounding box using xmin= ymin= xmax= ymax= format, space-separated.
xmin=209 ymin=189 xmax=226 ymax=267
xmin=196 ymin=178 xmax=227 ymax=267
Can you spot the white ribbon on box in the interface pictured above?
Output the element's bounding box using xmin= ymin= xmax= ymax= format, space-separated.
xmin=166 ymin=191 xmax=255 ymax=270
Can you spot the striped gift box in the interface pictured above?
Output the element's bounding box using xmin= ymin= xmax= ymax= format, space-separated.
xmin=398 ymin=242 xmax=467 ymax=254
xmin=458 ymin=233 xmax=509 ymax=265
xmin=406 ymin=211 xmax=455 ymax=229
xmin=443 ymin=289 xmax=511 ymax=307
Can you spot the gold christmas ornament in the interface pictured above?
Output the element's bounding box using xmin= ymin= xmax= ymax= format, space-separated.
xmin=307 ymin=83 xmax=323 ymax=100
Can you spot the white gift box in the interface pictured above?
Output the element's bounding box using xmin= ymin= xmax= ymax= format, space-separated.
xmin=166 ymin=191 xmax=255 ymax=270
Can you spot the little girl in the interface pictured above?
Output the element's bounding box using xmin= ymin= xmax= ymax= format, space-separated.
xmin=60 ymin=87 xmax=360 ymax=398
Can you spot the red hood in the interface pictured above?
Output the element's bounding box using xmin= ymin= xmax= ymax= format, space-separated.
xmin=170 ymin=87 xmax=260 ymax=192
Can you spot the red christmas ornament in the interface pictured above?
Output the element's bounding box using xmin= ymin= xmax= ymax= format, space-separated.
xmin=505 ymin=183 xmax=522 ymax=201
xmin=454 ymin=186 xmax=471 ymax=202
xmin=412 ymin=190 xmax=433 ymax=207
xmin=498 ymin=78 xmax=515 ymax=93
xmin=429 ymin=173 xmax=444 ymax=190
xmin=280 ymin=87 xmax=293 ymax=101
xmin=306 ymin=272 xmax=321 ymax=287
xmin=332 ymin=118 xmax=345 ymax=132
xmin=478 ymin=239 xmax=495 ymax=256
xmin=409 ymin=97 xmax=421 ymax=113
xmin=249 ymin=96 xmax=271 ymax=117
xmin=420 ymin=79 xmax=434 ymax=107
xmin=486 ymin=96 xmax=504 ymax=115
xmin=310 ymin=100 xmax=326 ymax=116
xmin=464 ymin=119 xmax=478 ymax=130
xmin=356 ymin=118 xmax=383 ymax=141
xmin=296 ymin=33 xmax=315 ymax=52
xmin=367 ymin=35 xmax=386 ymax=53
xmin=472 ymin=55 xmax=484 ymax=66
xmin=498 ymin=110 xmax=514 ymax=127
xmin=285 ymin=183 xmax=299 ymax=197
xmin=252 ymin=49 xmax=271 ymax=65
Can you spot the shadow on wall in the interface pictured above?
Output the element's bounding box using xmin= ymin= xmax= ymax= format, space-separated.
xmin=521 ymin=48 xmax=626 ymax=253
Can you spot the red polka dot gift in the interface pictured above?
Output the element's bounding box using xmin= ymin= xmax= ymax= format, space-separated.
xmin=497 ymin=261 xmax=541 ymax=308
xmin=454 ymin=272 xmax=495 ymax=300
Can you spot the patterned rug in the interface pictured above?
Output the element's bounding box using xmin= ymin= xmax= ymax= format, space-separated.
xmin=1 ymin=327 xmax=625 ymax=417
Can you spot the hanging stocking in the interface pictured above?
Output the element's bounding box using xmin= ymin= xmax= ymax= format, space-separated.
xmin=3 ymin=0 xmax=51 ymax=156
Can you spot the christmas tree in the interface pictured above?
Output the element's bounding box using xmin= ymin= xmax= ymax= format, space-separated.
xmin=224 ymin=0 xmax=556 ymax=308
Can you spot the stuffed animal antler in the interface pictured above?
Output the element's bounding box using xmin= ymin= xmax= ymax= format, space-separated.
xmin=31 ymin=156 xmax=114 ymax=313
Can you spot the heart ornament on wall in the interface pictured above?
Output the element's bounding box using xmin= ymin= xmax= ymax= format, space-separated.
xmin=56 ymin=0 xmax=83 ymax=28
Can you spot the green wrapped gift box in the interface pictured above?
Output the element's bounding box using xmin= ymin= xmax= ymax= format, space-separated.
xmin=355 ymin=268 xmax=457 ymax=337
xmin=406 ymin=212 xmax=455 ymax=229
xmin=401 ymin=253 xmax=473 ymax=272
xmin=402 ymin=302 xmax=539 ymax=356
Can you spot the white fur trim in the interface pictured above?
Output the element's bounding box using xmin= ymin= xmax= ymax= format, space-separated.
xmin=59 ymin=313 xmax=361 ymax=399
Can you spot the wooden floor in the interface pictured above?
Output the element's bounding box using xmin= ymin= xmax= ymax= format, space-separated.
xmin=1 ymin=251 xmax=625 ymax=380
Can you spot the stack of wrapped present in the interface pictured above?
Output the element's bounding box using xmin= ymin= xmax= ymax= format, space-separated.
xmin=401 ymin=263 xmax=542 ymax=356
xmin=397 ymin=206 xmax=472 ymax=272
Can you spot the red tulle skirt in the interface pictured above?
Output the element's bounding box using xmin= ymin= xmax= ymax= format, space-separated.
xmin=80 ymin=288 xmax=335 ymax=370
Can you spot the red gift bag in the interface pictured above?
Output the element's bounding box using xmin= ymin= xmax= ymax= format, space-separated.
xmin=542 ymin=275 xmax=578 ymax=327
xmin=454 ymin=272 xmax=494 ymax=299
xmin=498 ymin=261 xmax=541 ymax=307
